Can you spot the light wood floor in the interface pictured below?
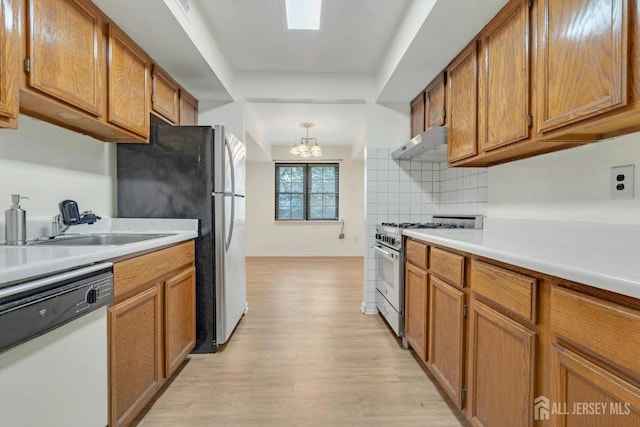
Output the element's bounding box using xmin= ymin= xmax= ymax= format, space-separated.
xmin=134 ymin=257 xmax=466 ymax=426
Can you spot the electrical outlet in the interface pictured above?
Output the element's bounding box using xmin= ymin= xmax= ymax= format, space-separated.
xmin=610 ymin=165 xmax=634 ymax=199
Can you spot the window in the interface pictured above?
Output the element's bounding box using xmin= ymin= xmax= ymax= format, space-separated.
xmin=275 ymin=163 xmax=339 ymax=221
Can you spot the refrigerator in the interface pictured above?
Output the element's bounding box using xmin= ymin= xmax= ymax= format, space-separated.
xmin=116 ymin=124 xmax=247 ymax=353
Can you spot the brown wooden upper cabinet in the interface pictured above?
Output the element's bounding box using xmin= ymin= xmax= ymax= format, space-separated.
xmin=537 ymin=0 xmax=628 ymax=133
xmin=179 ymin=88 xmax=198 ymax=125
xmin=107 ymin=23 xmax=150 ymax=139
xmin=410 ymin=92 xmax=425 ymax=138
xmin=446 ymin=41 xmax=478 ymax=163
xmin=479 ymin=0 xmax=531 ymax=152
xmin=151 ymin=64 xmax=180 ymax=125
xmin=425 ymin=72 xmax=446 ymax=129
xmin=24 ymin=0 xmax=104 ymax=117
xmin=0 ymin=0 xmax=19 ymax=129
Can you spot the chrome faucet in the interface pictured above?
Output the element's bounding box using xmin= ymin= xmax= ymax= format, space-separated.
xmin=51 ymin=200 xmax=101 ymax=237
xmin=51 ymin=214 xmax=69 ymax=236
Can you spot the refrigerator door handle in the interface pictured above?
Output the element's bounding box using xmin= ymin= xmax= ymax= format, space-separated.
xmin=224 ymin=137 xmax=235 ymax=252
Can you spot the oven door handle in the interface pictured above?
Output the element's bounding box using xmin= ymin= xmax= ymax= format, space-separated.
xmin=373 ymin=245 xmax=398 ymax=261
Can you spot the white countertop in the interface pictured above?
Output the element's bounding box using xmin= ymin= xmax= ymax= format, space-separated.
xmin=0 ymin=218 xmax=198 ymax=287
xmin=403 ymin=218 xmax=640 ymax=299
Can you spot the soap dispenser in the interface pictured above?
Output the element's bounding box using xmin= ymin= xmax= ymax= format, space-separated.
xmin=5 ymin=194 xmax=28 ymax=245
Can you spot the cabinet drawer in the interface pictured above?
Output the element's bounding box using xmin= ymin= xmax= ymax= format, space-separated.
xmin=430 ymin=247 xmax=464 ymax=288
xmin=471 ymin=261 xmax=537 ymax=323
xmin=406 ymin=239 xmax=428 ymax=269
xmin=551 ymin=286 xmax=640 ymax=378
xmin=114 ymin=241 xmax=195 ymax=297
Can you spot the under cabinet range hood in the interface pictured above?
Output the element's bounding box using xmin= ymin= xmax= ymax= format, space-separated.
xmin=391 ymin=126 xmax=447 ymax=162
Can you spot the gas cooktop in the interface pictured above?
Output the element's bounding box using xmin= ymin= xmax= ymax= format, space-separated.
xmin=379 ymin=215 xmax=483 ymax=231
xmin=375 ymin=215 xmax=483 ymax=251
xmin=380 ymin=222 xmax=462 ymax=229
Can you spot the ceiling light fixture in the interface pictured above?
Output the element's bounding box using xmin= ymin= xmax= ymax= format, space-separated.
xmin=289 ymin=122 xmax=322 ymax=157
xmin=285 ymin=0 xmax=322 ymax=30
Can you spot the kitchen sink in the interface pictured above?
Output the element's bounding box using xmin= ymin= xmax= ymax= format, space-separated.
xmin=28 ymin=233 xmax=175 ymax=246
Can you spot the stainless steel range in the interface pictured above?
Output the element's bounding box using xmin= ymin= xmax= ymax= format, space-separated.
xmin=374 ymin=215 xmax=483 ymax=337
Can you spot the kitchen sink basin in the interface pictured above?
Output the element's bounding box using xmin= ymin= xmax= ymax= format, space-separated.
xmin=29 ymin=233 xmax=175 ymax=246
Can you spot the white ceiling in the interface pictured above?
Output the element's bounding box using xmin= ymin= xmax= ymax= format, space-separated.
xmin=247 ymin=102 xmax=365 ymax=147
xmin=92 ymin=0 xmax=508 ymax=155
xmin=198 ymin=0 xmax=410 ymax=73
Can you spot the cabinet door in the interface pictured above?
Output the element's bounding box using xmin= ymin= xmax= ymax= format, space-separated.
xmin=165 ymin=267 xmax=196 ymax=377
xmin=151 ymin=65 xmax=179 ymax=124
xmin=179 ymin=89 xmax=198 ymax=125
xmin=410 ymin=92 xmax=425 ymax=138
xmin=107 ymin=23 xmax=150 ymax=138
xmin=538 ymin=0 xmax=628 ymax=132
xmin=468 ymin=299 xmax=536 ymax=427
xmin=447 ymin=41 xmax=478 ymax=162
xmin=26 ymin=0 xmax=103 ymax=117
xmin=0 ymin=0 xmax=18 ymax=128
xmin=109 ymin=285 xmax=163 ymax=427
xmin=425 ymin=72 xmax=445 ymax=128
xmin=428 ymin=276 xmax=465 ymax=409
xmin=551 ymin=345 xmax=640 ymax=426
xmin=480 ymin=0 xmax=530 ymax=152
xmin=405 ymin=262 xmax=428 ymax=361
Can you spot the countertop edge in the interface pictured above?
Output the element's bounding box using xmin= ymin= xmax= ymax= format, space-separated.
xmin=0 ymin=231 xmax=198 ymax=286
xmin=403 ymin=229 xmax=640 ymax=300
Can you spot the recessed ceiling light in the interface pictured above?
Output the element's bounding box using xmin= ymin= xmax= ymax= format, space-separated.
xmin=285 ymin=0 xmax=322 ymax=30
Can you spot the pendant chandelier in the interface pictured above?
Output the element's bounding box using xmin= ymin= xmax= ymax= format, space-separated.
xmin=289 ymin=122 xmax=322 ymax=157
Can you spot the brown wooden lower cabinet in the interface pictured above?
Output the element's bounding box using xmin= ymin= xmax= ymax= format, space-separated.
xmin=428 ymin=275 xmax=465 ymax=409
xmin=109 ymin=241 xmax=196 ymax=427
xmin=165 ymin=266 xmax=196 ymax=377
xmin=551 ymin=344 xmax=640 ymax=427
xmin=404 ymin=238 xmax=640 ymax=427
xmin=404 ymin=262 xmax=429 ymax=361
xmin=467 ymin=299 xmax=536 ymax=427
xmin=109 ymin=285 xmax=163 ymax=427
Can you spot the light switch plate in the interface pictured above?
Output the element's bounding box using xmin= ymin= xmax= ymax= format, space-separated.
xmin=610 ymin=165 xmax=634 ymax=199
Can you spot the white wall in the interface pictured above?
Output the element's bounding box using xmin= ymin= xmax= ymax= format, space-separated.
xmin=198 ymin=101 xmax=244 ymax=138
xmin=0 ymin=115 xmax=115 ymax=220
xmin=246 ymin=146 xmax=365 ymax=256
xmin=488 ymin=132 xmax=640 ymax=225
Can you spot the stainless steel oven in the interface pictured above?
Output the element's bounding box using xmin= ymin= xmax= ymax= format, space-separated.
xmin=374 ymin=215 xmax=484 ymax=338
xmin=374 ymin=226 xmax=403 ymax=336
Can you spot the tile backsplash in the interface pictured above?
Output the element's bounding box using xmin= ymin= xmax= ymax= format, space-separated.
xmin=363 ymin=147 xmax=488 ymax=313
xmin=366 ymin=148 xmax=487 ymax=225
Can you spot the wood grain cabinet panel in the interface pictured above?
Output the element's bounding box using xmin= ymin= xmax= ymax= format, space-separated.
xmin=467 ymin=299 xmax=536 ymax=427
xmin=428 ymin=276 xmax=465 ymax=409
xmin=425 ymin=72 xmax=446 ymax=128
xmin=551 ymin=345 xmax=640 ymax=427
xmin=179 ymin=89 xmax=198 ymax=125
xmin=480 ymin=0 xmax=530 ymax=152
xmin=164 ymin=266 xmax=196 ymax=377
xmin=113 ymin=241 xmax=195 ymax=297
xmin=447 ymin=41 xmax=478 ymax=162
xmin=537 ymin=0 xmax=628 ymax=132
xmin=151 ymin=64 xmax=179 ymax=124
xmin=107 ymin=23 xmax=150 ymax=139
xmin=551 ymin=285 xmax=640 ymax=378
xmin=109 ymin=285 xmax=163 ymax=427
xmin=406 ymin=239 xmax=428 ymax=269
xmin=410 ymin=92 xmax=425 ymax=138
xmin=430 ymin=247 xmax=464 ymax=288
xmin=471 ymin=260 xmax=537 ymax=323
xmin=26 ymin=0 xmax=103 ymax=117
xmin=0 ymin=0 xmax=18 ymax=128
xmin=405 ymin=262 xmax=429 ymax=362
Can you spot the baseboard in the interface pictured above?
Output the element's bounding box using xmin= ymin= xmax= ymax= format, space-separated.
xmin=246 ymin=252 xmax=364 ymax=257
xmin=361 ymin=301 xmax=378 ymax=315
